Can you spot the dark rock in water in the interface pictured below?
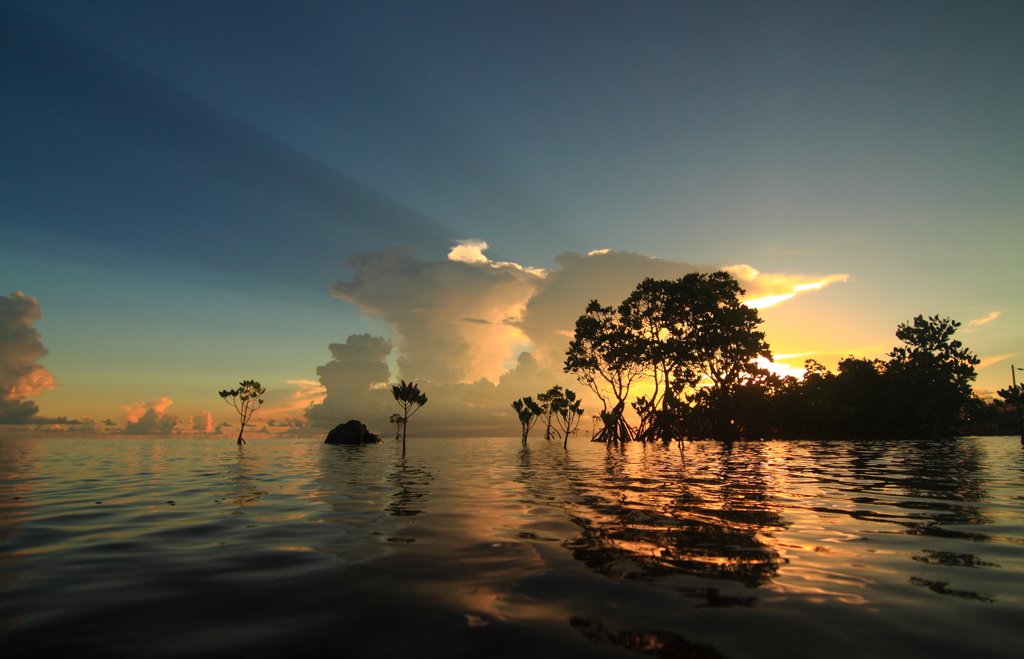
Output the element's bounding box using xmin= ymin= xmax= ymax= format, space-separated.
xmin=325 ymin=420 xmax=381 ymax=445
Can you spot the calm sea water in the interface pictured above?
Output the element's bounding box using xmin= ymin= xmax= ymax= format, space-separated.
xmin=1 ymin=435 xmax=1022 ymax=658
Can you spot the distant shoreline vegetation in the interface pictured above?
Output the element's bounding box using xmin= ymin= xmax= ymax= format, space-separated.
xmin=557 ymin=272 xmax=1014 ymax=443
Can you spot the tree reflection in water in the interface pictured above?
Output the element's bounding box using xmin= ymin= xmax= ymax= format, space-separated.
xmin=216 ymin=446 xmax=267 ymax=510
xmin=800 ymin=439 xmax=993 ymax=540
xmin=523 ymin=441 xmax=788 ymax=588
xmin=386 ymin=457 xmax=433 ymax=518
xmin=571 ymin=617 xmax=726 ymax=659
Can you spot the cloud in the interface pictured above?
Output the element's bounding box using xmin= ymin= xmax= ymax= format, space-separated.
xmin=305 ymin=334 xmax=394 ymax=427
xmin=755 ymin=357 xmax=807 ymax=379
xmin=331 ymin=244 xmax=544 ymax=383
xmin=121 ymin=408 xmax=179 ymax=435
xmin=118 ymin=396 xmax=178 ymax=435
xmin=977 ymin=353 xmax=1018 ymax=371
xmin=0 ymin=292 xmax=60 ymax=424
xmin=190 ymin=411 xmax=213 ymax=433
xmin=724 ymin=265 xmax=849 ymax=309
xmin=968 ymin=311 xmax=1000 ymax=327
xmin=448 ymin=239 xmax=491 ymax=264
xmin=246 ymin=380 xmax=327 ymax=426
xmin=266 ymin=417 xmax=305 ymax=428
xmin=121 ymin=396 xmax=175 ymax=423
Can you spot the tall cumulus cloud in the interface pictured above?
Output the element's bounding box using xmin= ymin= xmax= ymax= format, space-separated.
xmin=331 ymin=242 xmax=543 ymax=384
xmin=0 ymin=292 xmax=64 ymax=424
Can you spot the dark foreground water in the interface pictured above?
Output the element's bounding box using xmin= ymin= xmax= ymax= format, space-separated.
xmin=1 ymin=436 xmax=1023 ymax=658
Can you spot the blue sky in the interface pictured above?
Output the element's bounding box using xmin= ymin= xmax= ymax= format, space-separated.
xmin=2 ymin=1 xmax=1021 ymax=434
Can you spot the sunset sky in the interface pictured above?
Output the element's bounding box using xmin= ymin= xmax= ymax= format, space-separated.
xmin=2 ymin=1 xmax=1021 ymax=436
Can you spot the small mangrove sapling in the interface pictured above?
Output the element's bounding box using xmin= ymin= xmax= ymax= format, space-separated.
xmin=512 ymin=396 xmax=543 ymax=444
xmin=218 ymin=380 xmax=266 ymax=445
xmin=392 ymin=380 xmax=427 ymax=450
xmin=554 ymin=389 xmax=585 ymax=448
xmin=536 ymin=385 xmax=564 ymax=439
xmin=389 ymin=413 xmax=406 ymax=440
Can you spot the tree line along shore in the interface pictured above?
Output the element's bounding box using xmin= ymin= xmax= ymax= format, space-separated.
xmin=509 ymin=271 xmax=1021 ymax=443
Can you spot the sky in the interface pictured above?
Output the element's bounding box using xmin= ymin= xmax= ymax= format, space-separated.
xmin=1 ymin=0 xmax=1021 ymax=437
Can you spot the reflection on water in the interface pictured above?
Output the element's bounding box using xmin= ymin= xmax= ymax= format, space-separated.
xmin=0 ymin=436 xmax=1023 ymax=659
xmin=543 ymin=442 xmax=787 ymax=587
xmin=216 ymin=447 xmax=268 ymax=509
xmin=386 ymin=457 xmax=433 ymax=518
xmin=571 ymin=617 xmax=725 ymax=659
xmin=911 ymin=549 xmax=999 ymax=568
xmin=909 ymin=576 xmax=995 ymax=603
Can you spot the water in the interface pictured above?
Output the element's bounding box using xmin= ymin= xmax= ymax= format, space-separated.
xmin=2 ymin=436 xmax=1022 ymax=658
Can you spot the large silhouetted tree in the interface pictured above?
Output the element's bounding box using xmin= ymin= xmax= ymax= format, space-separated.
xmin=567 ymin=272 xmax=771 ymax=442
xmin=996 ymin=384 xmax=1024 ymax=443
xmin=565 ymin=301 xmax=644 ymax=441
xmin=678 ymin=272 xmax=772 ymax=440
xmin=219 ymin=380 xmax=266 ymax=445
xmin=886 ymin=315 xmax=979 ymax=439
xmin=618 ymin=277 xmax=693 ymax=441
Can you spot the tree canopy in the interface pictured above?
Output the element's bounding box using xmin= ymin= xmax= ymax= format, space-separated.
xmin=564 ymin=275 xmax=983 ymax=442
xmin=566 ymin=272 xmax=770 ymax=441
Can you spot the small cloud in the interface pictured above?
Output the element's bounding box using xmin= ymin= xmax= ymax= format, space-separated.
xmin=190 ymin=411 xmax=213 ymax=433
xmin=969 ymin=311 xmax=1000 ymax=327
xmin=774 ymin=352 xmax=814 ymax=360
xmin=121 ymin=396 xmax=174 ymax=423
xmin=116 ymin=396 xmax=178 ymax=435
xmin=755 ymin=357 xmax=806 ymax=379
xmin=120 ymin=408 xmax=178 ymax=435
xmin=728 ymin=266 xmax=849 ymax=309
xmin=448 ymin=239 xmax=490 ymax=264
xmin=461 ymin=318 xmax=492 ymax=325
xmin=977 ymin=353 xmax=1018 ymax=370
xmin=267 ymin=417 xmax=305 ymax=428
